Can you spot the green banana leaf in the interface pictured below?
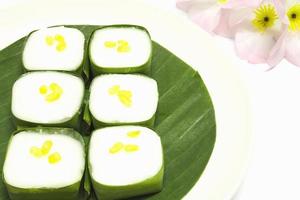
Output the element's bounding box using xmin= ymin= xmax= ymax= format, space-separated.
xmin=0 ymin=25 xmax=216 ymax=200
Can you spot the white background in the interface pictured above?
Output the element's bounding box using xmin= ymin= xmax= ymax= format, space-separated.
xmin=1 ymin=0 xmax=300 ymax=199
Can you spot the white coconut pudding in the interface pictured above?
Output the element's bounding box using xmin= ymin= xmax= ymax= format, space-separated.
xmin=22 ymin=26 xmax=85 ymax=71
xmin=89 ymin=126 xmax=164 ymax=200
xmin=89 ymin=25 xmax=152 ymax=74
xmin=89 ymin=74 xmax=158 ymax=127
xmin=11 ymin=71 xmax=84 ymax=125
xmin=3 ymin=128 xmax=85 ymax=200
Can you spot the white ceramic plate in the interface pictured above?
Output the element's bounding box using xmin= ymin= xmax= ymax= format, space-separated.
xmin=0 ymin=0 xmax=251 ymax=199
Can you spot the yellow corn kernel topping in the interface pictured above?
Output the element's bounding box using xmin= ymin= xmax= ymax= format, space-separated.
xmin=30 ymin=140 xmax=61 ymax=164
xmin=124 ymin=144 xmax=139 ymax=152
xmin=50 ymin=83 xmax=63 ymax=94
xmin=45 ymin=92 xmax=61 ymax=102
xmin=49 ymin=82 xmax=62 ymax=92
xmin=39 ymin=82 xmax=63 ymax=103
xmin=39 ymin=85 xmax=48 ymax=95
xmin=41 ymin=140 xmax=53 ymax=155
xmin=117 ymin=40 xmax=129 ymax=46
xmin=118 ymin=90 xmax=132 ymax=107
xmin=117 ymin=40 xmax=130 ymax=53
xmin=104 ymin=41 xmax=117 ymax=48
xmin=127 ymin=130 xmax=141 ymax=138
xmin=45 ymin=34 xmax=67 ymax=52
xmin=30 ymin=146 xmax=43 ymax=158
xmin=45 ymin=36 xmax=55 ymax=46
xmin=103 ymin=39 xmax=131 ymax=53
xmin=54 ymin=34 xmax=65 ymax=42
xmin=108 ymin=85 xmax=132 ymax=107
xmin=109 ymin=142 xmax=124 ymax=154
xmin=117 ymin=45 xmax=131 ymax=53
xmin=48 ymin=152 xmax=62 ymax=164
xmin=108 ymin=85 xmax=120 ymax=95
xmin=56 ymin=42 xmax=67 ymax=52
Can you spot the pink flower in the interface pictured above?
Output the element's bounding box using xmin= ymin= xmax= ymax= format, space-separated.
xmin=177 ymin=0 xmax=300 ymax=68
xmin=231 ymin=1 xmax=282 ymax=64
xmin=268 ymin=0 xmax=300 ymax=68
xmin=176 ymin=0 xmax=262 ymax=36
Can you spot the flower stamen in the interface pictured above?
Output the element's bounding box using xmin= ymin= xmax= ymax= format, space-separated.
xmin=217 ymin=0 xmax=228 ymax=4
xmin=252 ymin=4 xmax=278 ymax=32
xmin=287 ymin=4 xmax=300 ymax=31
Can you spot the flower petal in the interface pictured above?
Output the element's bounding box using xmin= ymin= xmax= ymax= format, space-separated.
xmin=229 ymin=7 xmax=253 ymax=27
xmin=235 ymin=30 xmax=277 ymax=64
xmin=176 ymin=0 xmax=215 ymax=12
xmin=273 ymin=0 xmax=289 ymax=24
xmin=176 ymin=0 xmax=221 ymax=33
xmin=214 ymin=9 xmax=235 ymax=38
xmin=285 ymin=33 xmax=300 ymax=67
xmin=267 ymin=28 xmax=288 ymax=68
xmin=223 ymin=0 xmax=262 ymax=9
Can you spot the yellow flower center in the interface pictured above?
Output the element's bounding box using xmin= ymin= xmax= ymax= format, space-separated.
xmin=252 ymin=4 xmax=278 ymax=32
xmin=287 ymin=4 xmax=300 ymax=31
xmin=218 ymin=0 xmax=228 ymax=4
